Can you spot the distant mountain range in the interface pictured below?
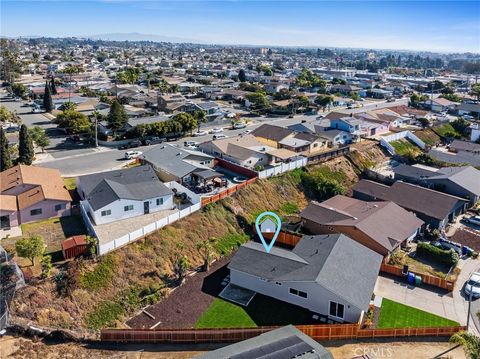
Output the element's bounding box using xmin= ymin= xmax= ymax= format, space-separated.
xmin=86 ymin=32 xmax=202 ymax=44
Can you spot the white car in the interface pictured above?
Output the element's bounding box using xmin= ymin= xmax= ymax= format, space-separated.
xmin=209 ymin=127 xmax=223 ymax=134
xmin=233 ymin=122 xmax=247 ymax=129
xmin=213 ymin=134 xmax=228 ymax=140
xmin=193 ymin=130 xmax=208 ymax=137
xmin=465 ymin=272 xmax=480 ymax=298
xmin=184 ymin=140 xmax=199 ymax=147
xmin=226 ymin=112 xmax=236 ymax=118
xmin=124 ymin=150 xmax=142 ymax=160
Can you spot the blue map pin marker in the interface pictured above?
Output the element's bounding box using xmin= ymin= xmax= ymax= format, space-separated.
xmin=255 ymin=211 xmax=282 ymax=253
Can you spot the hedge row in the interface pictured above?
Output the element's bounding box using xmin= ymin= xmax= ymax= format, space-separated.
xmin=416 ymin=242 xmax=459 ymax=267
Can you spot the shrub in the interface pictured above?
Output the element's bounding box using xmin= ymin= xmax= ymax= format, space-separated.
xmin=79 ymin=256 xmax=115 ymax=291
xmin=85 ymin=300 xmax=124 ymax=329
xmin=279 ymin=202 xmax=299 ymax=215
xmin=416 ymin=242 xmax=459 ymax=267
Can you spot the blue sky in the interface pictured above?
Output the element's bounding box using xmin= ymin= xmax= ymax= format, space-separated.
xmin=1 ymin=1 xmax=479 ymax=53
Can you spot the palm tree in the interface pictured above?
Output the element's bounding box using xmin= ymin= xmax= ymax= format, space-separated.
xmin=450 ymin=331 xmax=480 ymax=359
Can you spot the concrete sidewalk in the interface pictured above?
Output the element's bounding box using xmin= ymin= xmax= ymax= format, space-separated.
xmin=374 ymin=257 xmax=480 ymax=336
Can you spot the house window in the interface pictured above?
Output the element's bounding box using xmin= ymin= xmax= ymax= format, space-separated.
xmin=313 ymin=143 xmax=318 ymax=148
xmin=124 ymin=205 xmax=134 ymax=212
xmin=156 ymin=198 xmax=163 ymax=206
xmin=54 ymin=204 xmax=66 ymax=211
xmin=329 ymin=301 xmax=345 ymax=319
xmin=30 ymin=208 xmax=42 ymax=216
xmin=101 ymin=209 xmax=111 ymax=216
xmin=289 ymin=288 xmax=307 ymax=298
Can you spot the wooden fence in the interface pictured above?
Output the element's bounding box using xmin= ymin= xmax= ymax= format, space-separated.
xmin=100 ymin=324 xmax=466 ymax=343
xmin=200 ymin=178 xmax=257 ymax=207
xmin=307 ymin=146 xmax=350 ymax=164
xmin=380 ymin=263 xmax=455 ymax=291
xmin=252 ymin=227 xmax=302 ymax=247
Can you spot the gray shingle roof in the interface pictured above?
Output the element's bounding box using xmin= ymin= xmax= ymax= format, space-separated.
xmin=300 ymin=196 xmax=424 ymax=252
xmin=194 ymin=325 xmax=333 ymax=359
xmin=352 ymin=180 xmax=467 ymax=220
xmin=435 ymin=166 xmax=480 ymax=196
xmin=229 ymin=234 xmax=382 ymax=311
xmin=79 ymin=165 xmax=172 ymax=211
xmin=141 ymin=144 xmax=213 ymax=179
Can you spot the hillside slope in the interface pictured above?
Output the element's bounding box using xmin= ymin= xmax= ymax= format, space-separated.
xmin=10 ymin=142 xmax=386 ymax=332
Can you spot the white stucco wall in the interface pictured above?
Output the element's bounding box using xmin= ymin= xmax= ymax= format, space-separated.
xmin=230 ymin=269 xmax=363 ymax=323
xmin=89 ymin=195 xmax=174 ymax=225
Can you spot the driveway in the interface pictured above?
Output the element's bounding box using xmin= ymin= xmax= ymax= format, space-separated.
xmin=374 ymin=257 xmax=480 ymax=335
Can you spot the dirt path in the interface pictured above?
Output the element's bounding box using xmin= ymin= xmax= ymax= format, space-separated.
xmin=126 ymin=255 xmax=232 ymax=329
xmin=1 ymin=335 xmax=467 ymax=359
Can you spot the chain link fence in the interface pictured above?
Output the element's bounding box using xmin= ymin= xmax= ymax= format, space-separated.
xmin=0 ymin=245 xmax=25 ymax=332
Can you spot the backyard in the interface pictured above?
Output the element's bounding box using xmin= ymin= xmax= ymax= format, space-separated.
xmin=388 ymin=249 xmax=458 ymax=281
xmin=195 ymin=294 xmax=318 ymax=328
xmin=2 ymin=215 xmax=86 ymax=255
xmin=377 ymin=298 xmax=459 ymax=328
xmin=389 ymin=139 xmax=422 ymax=157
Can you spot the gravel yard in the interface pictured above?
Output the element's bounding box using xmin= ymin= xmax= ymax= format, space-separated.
xmin=126 ymin=255 xmax=232 ymax=329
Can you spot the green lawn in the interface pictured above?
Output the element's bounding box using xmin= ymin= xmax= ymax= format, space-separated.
xmin=195 ymin=294 xmax=318 ymax=328
xmin=195 ymin=298 xmax=256 ymax=328
xmin=389 ymin=139 xmax=422 ymax=157
xmin=434 ymin=123 xmax=462 ymax=139
xmin=377 ymin=298 xmax=459 ymax=328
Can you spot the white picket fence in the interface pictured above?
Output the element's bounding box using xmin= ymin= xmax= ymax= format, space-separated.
xmin=257 ymin=157 xmax=308 ymax=179
xmin=380 ymin=130 xmax=426 ymax=155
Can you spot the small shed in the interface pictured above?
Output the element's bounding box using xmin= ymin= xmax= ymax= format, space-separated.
xmin=62 ymin=235 xmax=88 ymax=260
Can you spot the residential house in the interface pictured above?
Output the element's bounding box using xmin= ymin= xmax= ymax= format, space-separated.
xmin=251 ymin=124 xmax=295 ymax=148
xmin=424 ymin=98 xmax=457 ymax=113
xmin=457 ymin=102 xmax=480 ymax=117
xmin=315 ymin=128 xmax=353 ymax=146
xmin=77 ymin=165 xmax=174 ymax=225
xmin=199 ymin=134 xmax=299 ymax=169
xmin=278 ymin=132 xmax=329 ymax=155
xmin=449 ymin=139 xmax=480 ymax=154
xmin=228 ymin=234 xmax=383 ymax=323
xmin=157 ymin=93 xmax=187 ymax=113
xmin=195 ymin=325 xmax=333 ymax=359
xmin=352 ymin=180 xmax=468 ymax=230
xmin=141 ymin=144 xmax=215 ymax=184
xmin=393 ymin=164 xmax=480 ymax=206
xmin=300 ymin=195 xmax=424 ymax=257
xmin=0 ymin=165 xmax=71 ymax=229
xmin=329 ymin=84 xmax=361 ymax=96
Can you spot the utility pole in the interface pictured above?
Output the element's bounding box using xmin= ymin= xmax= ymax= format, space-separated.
xmin=95 ymin=115 xmax=98 ymax=148
xmin=467 ymin=289 xmax=473 ymax=331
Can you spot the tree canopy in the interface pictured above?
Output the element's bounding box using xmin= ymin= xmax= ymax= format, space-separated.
xmin=16 ymin=235 xmax=45 ymax=266
xmin=30 ymin=126 xmax=50 ymax=152
xmin=18 ymin=124 xmax=34 ymax=165
xmin=0 ymin=127 xmax=12 ymax=171
xmin=55 ymin=110 xmax=91 ymax=134
xmin=107 ymin=100 xmax=128 ymax=131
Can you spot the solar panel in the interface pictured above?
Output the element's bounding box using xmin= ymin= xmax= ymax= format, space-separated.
xmin=230 ymin=335 xmax=314 ymax=359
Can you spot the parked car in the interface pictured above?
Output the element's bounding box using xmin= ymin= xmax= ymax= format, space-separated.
xmin=210 ymin=127 xmax=223 ymax=134
xmin=465 ymin=215 xmax=480 ymax=226
xmin=213 ymin=134 xmax=228 ymax=140
xmin=464 ymin=272 xmax=480 ymax=298
xmin=193 ymin=130 xmax=208 ymax=137
xmin=119 ymin=140 xmax=142 ymax=149
xmin=233 ymin=122 xmax=246 ymax=129
xmin=143 ymin=136 xmax=164 ymax=145
xmin=184 ymin=140 xmax=199 ymax=147
xmin=124 ymin=150 xmax=143 ymax=160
